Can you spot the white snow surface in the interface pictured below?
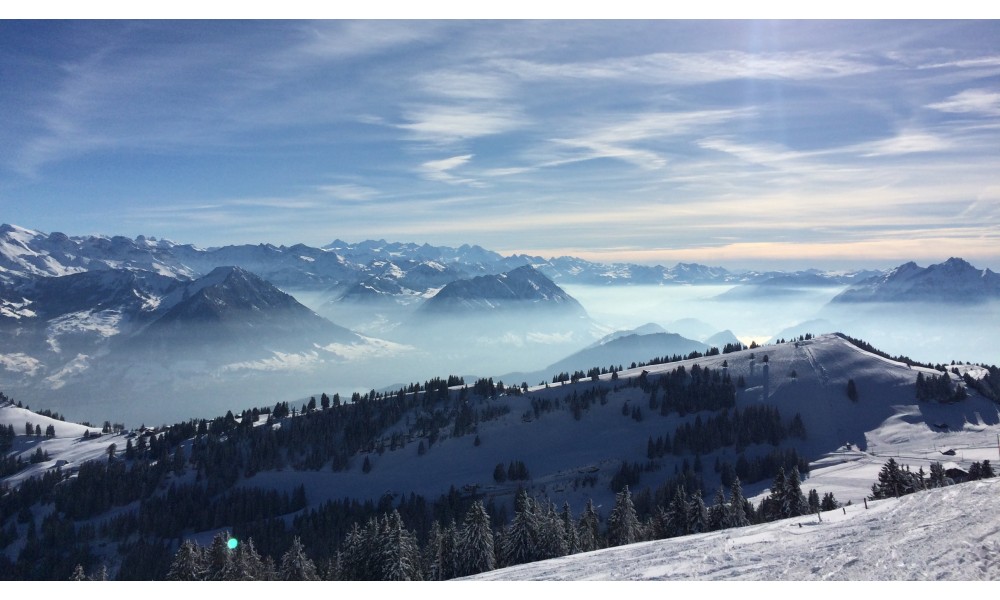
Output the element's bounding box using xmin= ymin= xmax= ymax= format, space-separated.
xmin=0 ymin=403 xmax=110 ymax=489
xmin=469 ymin=478 xmax=1000 ymax=581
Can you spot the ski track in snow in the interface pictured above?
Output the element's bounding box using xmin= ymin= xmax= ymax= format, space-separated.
xmin=803 ymin=343 xmax=830 ymax=386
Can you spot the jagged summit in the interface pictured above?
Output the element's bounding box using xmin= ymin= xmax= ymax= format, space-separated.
xmin=421 ymin=265 xmax=586 ymax=314
xmin=831 ymin=257 xmax=1000 ymax=304
xmin=151 ymin=266 xmax=345 ymax=338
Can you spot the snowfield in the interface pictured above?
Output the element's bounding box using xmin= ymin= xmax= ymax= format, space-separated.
xmin=469 ymin=478 xmax=1000 ymax=581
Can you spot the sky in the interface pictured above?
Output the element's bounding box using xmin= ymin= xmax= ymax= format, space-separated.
xmin=1 ymin=19 xmax=999 ymax=270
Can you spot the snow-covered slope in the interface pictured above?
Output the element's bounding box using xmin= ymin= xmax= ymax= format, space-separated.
xmin=520 ymin=330 xmax=708 ymax=383
xmin=469 ymin=478 xmax=1000 ymax=581
xmin=4 ymin=332 xmax=1000 ymax=580
xmin=0 ymin=402 xmax=109 ymax=490
xmin=158 ymin=333 xmax=1000 ymax=521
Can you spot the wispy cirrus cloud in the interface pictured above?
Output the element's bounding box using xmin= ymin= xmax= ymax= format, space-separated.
xmin=412 ymin=70 xmax=515 ymax=101
xmin=419 ymin=154 xmax=481 ymax=186
xmin=397 ymin=105 xmax=526 ymax=144
xmin=494 ymin=50 xmax=881 ymax=85
xmin=928 ymin=88 xmax=1000 ymax=117
xmin=538 ymin=109 xmax=748 ymax=171
xmin=293 ymin=21 xmax=442 ymax=61
xmin=314 ymin=184 xmax=380 ymax=202
xmin=859 ymin=131 xmax=954 ymax=156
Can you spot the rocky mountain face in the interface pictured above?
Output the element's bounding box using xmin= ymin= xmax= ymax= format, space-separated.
xmin=831 ymin=258 xmax=1000 ymax=304
xmin=0 ymin=263 xmax=374 ymax=421
xmin=419 ymin=265 xmax=587 ymax=315
xmin=141 ymin=267 xmax=357 ymax=347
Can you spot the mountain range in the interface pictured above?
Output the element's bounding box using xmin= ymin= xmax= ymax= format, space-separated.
xmin=3 ymin=222 xmax=1000 ymax=425
xmin=0 ymin=223 xmax=879 ymax=295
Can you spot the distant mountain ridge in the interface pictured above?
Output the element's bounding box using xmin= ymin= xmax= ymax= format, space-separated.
xmin=0 ymin=224 xmax=885 ymax=299
xmin=0 ymin=263 xmax=379 ymax=416
xmin=831 ymin=258 xmax=1000 ymax=304
xmin=146 ymin=266 xmax=357 ymax=345
xmin=420 ymin=265 xmax=587 ymax=315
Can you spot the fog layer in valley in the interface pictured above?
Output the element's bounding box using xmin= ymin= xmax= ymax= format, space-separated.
xmin=8 ymin=284 xmax=996 ymax=428
xmin=561 ymin=284 xmax=848 ymax=345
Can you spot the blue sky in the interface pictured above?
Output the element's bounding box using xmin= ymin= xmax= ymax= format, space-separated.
xmin=1 ymin=20 xmax=999 ymax=269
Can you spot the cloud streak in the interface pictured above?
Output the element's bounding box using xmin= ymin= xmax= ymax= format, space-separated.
xmin=4 ymin=21 xmax=1000 ymax=270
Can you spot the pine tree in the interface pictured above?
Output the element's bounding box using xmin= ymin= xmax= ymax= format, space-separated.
xmin=929 ymin=461 xmax=948 ymax=488
xmin=233 ymin=538 xmax=267 ymax=580
xmin=279 ymin=536 xmax=319 ymax=581
xmin=167 ymin=539 xmax=207 ymax=581
xmin=71 ymin=564 xmax=88 ymax=581
xmin=820 ymin=492 xmax=839 ymax=511
xmin=607 ymin=485 xmax=641 ymax=547
xmin=666 ymin=485 xmax=689 ymax=537
xmin=205 ymin=532 xmax=233 ymax=580
xmin=424 ymin=520 xmax=461 ymax=580
xmin=708 ymin=486 xmax=728 ymax=531
xmin=422 ymin=521 xmax=446 ymax=580
xmin=576 ymin=499 xmax=601 ymax=552
xmin=982 ymin=460 xmax=995 ymax=479
xmin=686 ymin=488 xmax=709 ymax=534
xmin=727 ymin=477 xmax=750 ymax=528
xmin=807 ymin=489 xmax=820 ymax=513
xmin=338 ymin=523 xmax=366 ymax=580
xmin=870 ymin=458 xmax=906 ymax=499
xmin=455 ymin=501 xmax=495 ymax=577
xmin=380 ymin=511 xmax=422 ymax=580
xmin=538 ymin=501 xmax=569 ymax=560
xmin=502 ymin=489 xmax=540 ymax=566
xmin=783 ymin=467 xmax=810 ymax=518
xmin=561 ymin=501 xmax=579 ymax=555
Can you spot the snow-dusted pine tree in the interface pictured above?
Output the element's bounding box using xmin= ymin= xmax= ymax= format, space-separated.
xmin=561 ymin=501 xmax=579 ymax=555
xmin=380 ymin=510 xmax=422 ymax=581
xmin=708 ymin=486 xmax=728 ymax=531
xmin=337 ymin=523 xmax=365 ymax=580
xmin=537 ymin=501 xmax=569 ymax=560
xmin=607 ymin=485 xmax=640 ymax=547
xmin=576 ymin=499 xmax=601 ymax=552
xmin=205 ymin=532 xmax=233 ymax=580
xmin=167 ymin=539 xmax=206 ymax=581
xmin=666 ymin=485 xmax=689 ymax=537
xmin=503 ymin=489 xmax=541 ymax=566
xmin=727 ymin=477 xmax=750 ymax=528
xmin=455 ymin=500 xmax=495 ymax=577
xmin=233 ymin=538 xmax=268 ymax=580
xmin=782 ymin=467 xmax=810 ymax=518
xmin=687 ymin=488 xmax=709 ymax=534
xmin=279 ymin=536 xmax=319 ymax=581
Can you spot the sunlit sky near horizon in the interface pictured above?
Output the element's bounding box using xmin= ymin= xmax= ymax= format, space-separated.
xmin=2 ymin=18 xmax=999 ymax=270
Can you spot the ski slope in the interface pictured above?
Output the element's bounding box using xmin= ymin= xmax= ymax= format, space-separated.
xmin=469 ymin=478 xmax=1000 ymax=581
